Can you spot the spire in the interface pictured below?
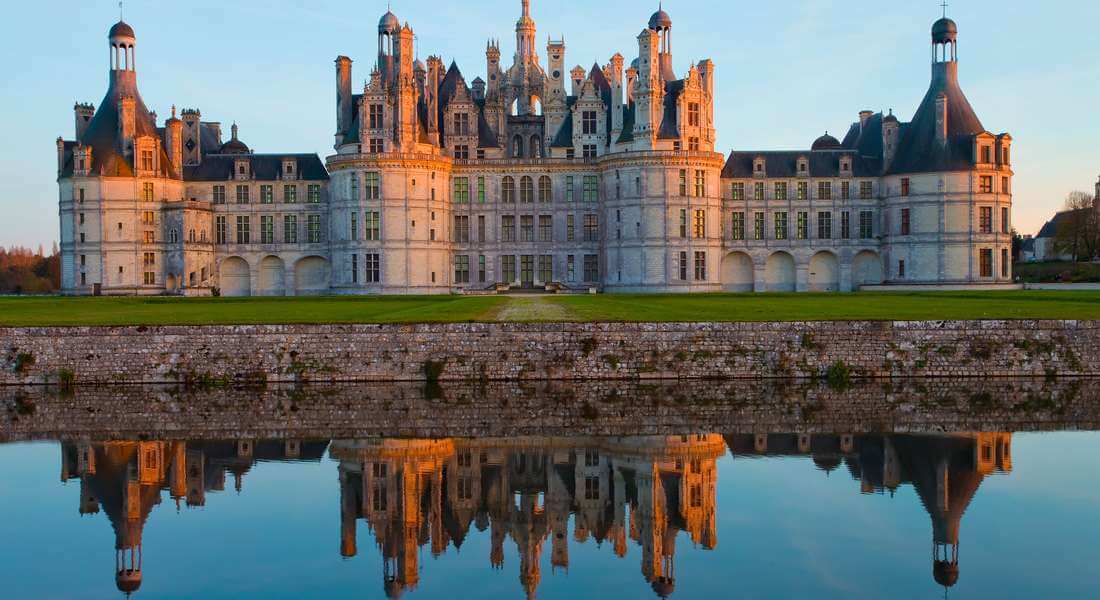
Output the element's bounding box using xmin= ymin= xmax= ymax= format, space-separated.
xmin=522 ymin=0 xmax=530 ymax=17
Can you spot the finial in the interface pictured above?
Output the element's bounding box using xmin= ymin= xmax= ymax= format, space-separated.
xmin=119 ymin=0 xmax=123 ymax=20
xmin=941 ymin=0 xmax=948 ymax=18
xmin=171 ymin=105 xmax=176 ymax=119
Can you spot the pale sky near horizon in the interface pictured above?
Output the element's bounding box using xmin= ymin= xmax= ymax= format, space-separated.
xmin=1 ymin=0 xmax=1097 ymax=248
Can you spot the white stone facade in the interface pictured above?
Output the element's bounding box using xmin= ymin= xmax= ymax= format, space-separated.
xmin=57 ymin=6 xmax=1012 ymax=296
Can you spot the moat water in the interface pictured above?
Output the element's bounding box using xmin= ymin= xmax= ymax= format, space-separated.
xmin=1 ymin=381 xmax=1099 ymax=599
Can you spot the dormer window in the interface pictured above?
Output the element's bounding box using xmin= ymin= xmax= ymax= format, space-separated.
xmin=282 ymin=159 xmax=297 ymax=180
xmin=235 ymin=159 xmax=250 ymax=180
xmin=753 ymin=157 xmax=766 ymax=176
xmin=980 ymin=146 xmax=992 ymax=164
xmin=798 ymin=157 xmax=809 ymax=175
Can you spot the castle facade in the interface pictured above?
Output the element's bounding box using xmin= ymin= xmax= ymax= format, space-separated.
xmin=56 ymin=3 xmax=1014 ymax=295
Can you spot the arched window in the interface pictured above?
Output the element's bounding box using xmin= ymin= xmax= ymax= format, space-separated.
xmin=538 ymin=176 xmax=552 ymax=203
xmin=510 ymin=98 xmax=520 ymax=117
xmin=502 ymin=176 xmax=516 ymax=203
xmin=531 ymin=96 xmax=543 ymax=116
xmin=520 ymin=176 xmax=534 ymax=203
xmin=513 ymin=135 xmax=524 ymax=158
xmin=530 ymin=135 xmax=542 ymax=158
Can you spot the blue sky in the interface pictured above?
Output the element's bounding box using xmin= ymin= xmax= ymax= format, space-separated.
xmin=1 ymin=0 xmax=1097 ymax=248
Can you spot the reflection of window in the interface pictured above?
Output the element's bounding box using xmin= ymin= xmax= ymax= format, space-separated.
xmin=372 ymin=485 xmax=387 ymax=511
xmin=585 ymin=450 xmax=599 ymax=467
xmin=584 ymin=476 xmax=600 ymax=500
xmin=458 ymin=477 xmax=474 ymax=500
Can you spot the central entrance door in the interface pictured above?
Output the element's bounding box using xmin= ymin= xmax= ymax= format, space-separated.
xmin=520 ymin=255 xmax=535 ymax=287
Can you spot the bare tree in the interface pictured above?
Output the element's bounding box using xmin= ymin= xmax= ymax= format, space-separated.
xmin=1054 ymin=191 xmax=1098 ymax=261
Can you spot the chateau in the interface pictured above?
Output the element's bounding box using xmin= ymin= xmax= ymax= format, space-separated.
xmin=56 ymin=3 xmax=1014 ymax=296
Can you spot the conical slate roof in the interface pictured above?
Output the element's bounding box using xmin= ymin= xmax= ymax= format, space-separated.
xmin=888 ymin=61 xmax=986 ymax=174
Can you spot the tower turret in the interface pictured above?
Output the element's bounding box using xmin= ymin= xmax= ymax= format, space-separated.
xmin=74 ymin=102 xmax=95 ymax=140
xmin=165 ymin=106 xmax=183 ymax=177
xmin=515 ymin=0 xmax=537 ymax=63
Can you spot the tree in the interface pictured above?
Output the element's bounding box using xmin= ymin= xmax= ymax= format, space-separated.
xmin=1053 ymin=191 xmax=1099 ymax=262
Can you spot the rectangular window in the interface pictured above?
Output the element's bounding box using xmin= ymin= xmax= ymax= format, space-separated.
xmin=502 ymin=216 xmax=516 ymax=242
xmin=731 ymin=212 xmax=745 ymax=241
xmin=365 ymin=212 xmax=380 ymax=241
xmin=307 ymin=214 xmax=322 ymax=243
xmin=754 ymin=182 xmax=765 ymax=201
xmin=582 ymin=144 xmax=597 ymax=159
xmin=308 ymin=185 xmax=321 ymax=203
xmin=731 ymin=182 xmax=744 ymax=201
xmin=899 ymin=259 xmax=906 ymax=278
xmin=981 ymin=146 xmax=992 ymax=164
xmin=369 ymin=104 xmax=383 ymax=129
xmin=455 ymin=255 xmax=470 ymax=284
xmin=350 ymin=212 xmax=359 ymax=241
xmin=349 ymin=174 xmax=359 ymax=202
xmin=539 ymin=215 xmax=553 ymax=242
xmin=142 ymin=230 xmax=155 ymax=244
xmin=1001 ymin=177 xmax=1010 ymax=194
xmin=476 ymin=177 xmax=486 ymax=203
xmin=369 ymin=138 xmax=384 ymax=154
xmin=1001 ymin=207 xmax=1010 ymax=234
xmin=141 ymin=210 xmax=155 ymax=225
xmin=694 ymin=170 xmax=706 ymax=197
xmin=500 ymin=255 xmax=516 ymax=283
xmin=1001 ymin=248 xmax=1009 ymax=278
xmin=351 ymin=254 xmax=359 ymax=284
xmin=236 ymin=185 xmax=249 ymax=204
xmin=797 ymin=211 xmax=809 ymax=240
xmin=539 ymin=177 xmax=551 ymax=203
xmin=284 ymin=215 xmax=298 ymax=243
xmin=841 ymin=181 xmax=850 ymax=200
xmin=679 ymin=251 xmax=688 ymax=281
xmin=143 ymin=271 xmax=155 ymax=285
xmin=478 ymin=255 xmax=487 ymax=283
xmin=901 ymin=208 xmax=911 ymax=235
xmin=453 ymin=112 xmax=470 ymax=136
xmin=775 ymin=212 xmax=788 ymax=240
xmin=818 ymin=211 xmax=832 ymax=240
xmin=694 ymin=251 xmax=707 ymax=281
xmin=582 ymin=176 xmax=598 ymax=202
xmin=477 ymin=215 xmax=486 ymax=242
xmin=753 ymin=212 xmax=765 ymax=241
xmin=143 ymin=252 xmax=155 ymax=267
xmin=582 ymin=111 xmax=598 ymax=135
xmin=260 ymin=185 xmax=273 ymax=204
xmin=818 ymin=181 xmax=832 ymax=200
xmin=679 ymin=170 xmax=688 ymax=197
xmin=141 ymin=149 xmax=154 ymax=171
xmin=366 ymin=253 xmax=380 ymax=283
xmin=520 ymin=215 xmax=534 ymax=242
xmin=502 ymin=177 xmax=516 ymax=203
xmin=860 ymin=181 xmax=873 ymax=199
xmin=565 ymin=176 xmax=574 ymax=202
xmin=797 ymin=181 xmax=808 ymax=201
xmin=216 ymin=216 xmax=227 ymax=244
xmin=364 ymin=172 xmax=380 ymax=200
xmin=520 ymin=177 xmax=534 ymax=204
xmin=688 ymin=102 xmax=700 ymax=127
xmin=213 ymin=185 xmax=226 ymax=204
xmin=566 ymin=214 xmax=575 ymax=242
xmin=775 ymin=182 xmax=788 ymax=201
xmin=980 ymin=249 xmax=993 ymax=277
xmin=583 ymin=255 xmax=599 ymax=282
xmin=679 ymin=209 xmax=688 ymax=239
xmin=284 ymin=185 xmax=298 ymax=203
xmin=236 ymin=216 xmax=250 ymax=244
xmin=142 ymin=182 xmax=154 ymax=203
xmin=567 ymin=255 xmax=576 ymax=282
xmin=980 ymin=176 xmax=994 ymax=194
xmin=584 ymin=214 xmax=599 ymax=242
xmin=693 ymin=209 xmax=706 ymax=239
xmin=901 ymin=178 xmax=911 ymax=196
xmin=859 ymin=211 xmax=874 ymax=239
xmin=261 ymin=215 xmax=274 ymax=244
xmin=688 ymin=137 xmax=700 ymax=151
xmin=841 ymin=211 xmax=851 ymax=240
xmin=454 ymin=177 xmax=470 ymax=203
xmin=454 ymin=215 xmax=470 ymax=243
xmin=980 ymin=207 xmax=993 ymax=233
xmin=538 ymin=255 xmax=553 ymax=283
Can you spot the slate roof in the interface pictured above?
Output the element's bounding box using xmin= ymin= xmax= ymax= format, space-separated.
xmin=888 ymin=63 xmax=986 ymax=175
xmin=1036 ymin=209 xmax=1085 ymax=238
xmin=658 ymin=79 xmax=683 ymax=140
xmin=183 ymin=153 xmax=329 ymax=182
xmin=721 ymin=149 xmax=878 ymax=179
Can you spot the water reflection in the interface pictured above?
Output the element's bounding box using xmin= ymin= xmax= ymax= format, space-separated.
xmin=57 ymin=432 xmax=1012 ymax=598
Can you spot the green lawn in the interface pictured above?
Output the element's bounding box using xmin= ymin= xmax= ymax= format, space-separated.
xmin=0 ymin=291 xmax=1098 ymax=326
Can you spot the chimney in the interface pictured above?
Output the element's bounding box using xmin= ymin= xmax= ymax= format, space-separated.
xmin=570 ymin=65 xmax=585 ymax=97
xmin=472 ymin=78 xmax=486 ymax=101
xmin=609 ymin=54 xmax=625 ymax=140
xmin=56 ymin=137 xmax=65 ymax=176
xmin=181 ymin=108 xmax=202 ymax=166
xmin=934 ymin=92 xmax=948 ymax=147
xmin=858 ymin=110 xmax=873 ymax=132
xmin=882 ymin=110 xmax=900 ymax=169
xmin=335 ymin=56 xmax=353 ymax=142
xmin=118 ymin=96 xmax=136 ymax=156
xmin=165 ymin=106 xmax=183 ymax=178
xmin=74 ymin=103 xmax=95 ymax=140
xmin=625 ymin=66 xmax=637 ymax=105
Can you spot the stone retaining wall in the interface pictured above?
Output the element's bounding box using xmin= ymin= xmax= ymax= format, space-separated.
xmin=1 ymin=320 xmax=1098 ymax=385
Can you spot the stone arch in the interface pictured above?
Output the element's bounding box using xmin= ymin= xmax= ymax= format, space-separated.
xmin=530 ymin=134 xmax=542 ymax=158
xmin=512 ymin=135 xmax=524 ymax=158
xmin=852 ymin=250 xmax=884 ymax=287
xmin=764 ymin=251 xmax=796 ymax=292
xmin=258 ymin=255 xmax=286 ymax=296
xmin=531 ymin=95 xmax=543 ymax=116
xmin=294 ymin=256 xmax=331 ymax=295
xmin=720 ymin=251 xmax=754 ymax=292
xmin=219 ymin=256 xmax=251 ymax=297
xmin=808 ymin=251 xmax=840 ymax=292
